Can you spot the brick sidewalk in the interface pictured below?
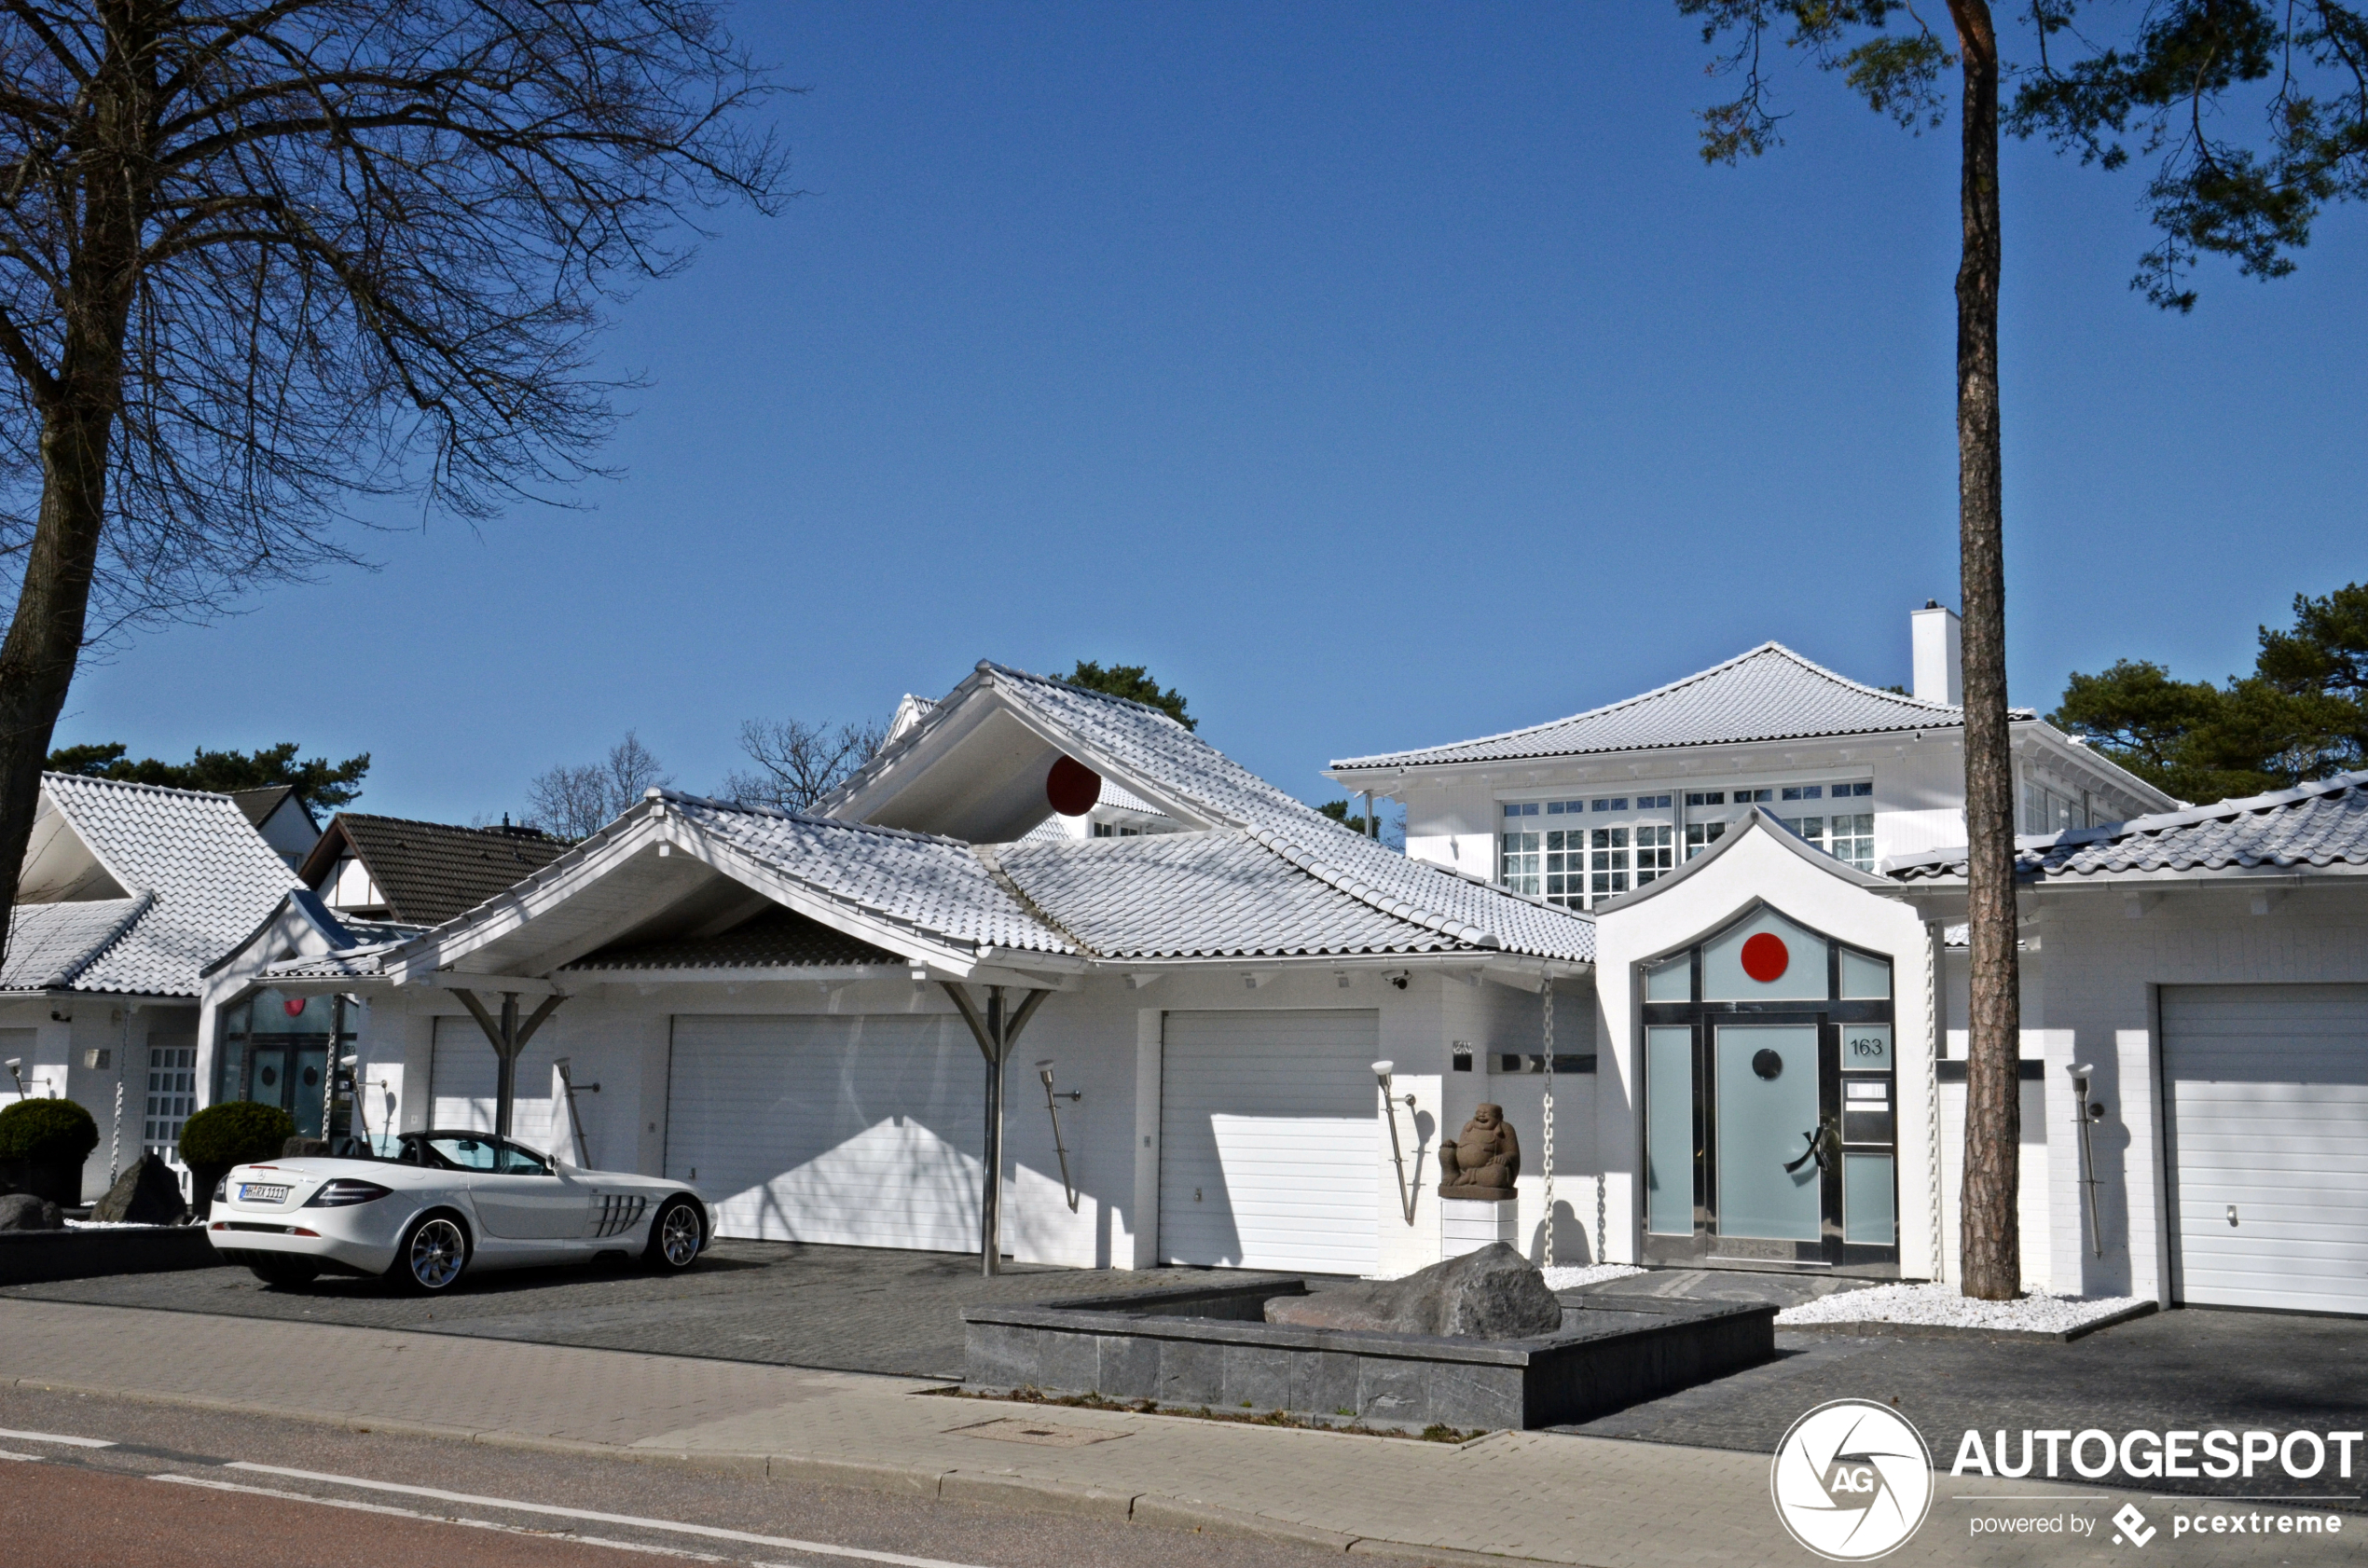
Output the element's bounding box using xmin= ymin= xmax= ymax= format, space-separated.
xmin=0 ymin=1300 xmax=2347 ymax=1566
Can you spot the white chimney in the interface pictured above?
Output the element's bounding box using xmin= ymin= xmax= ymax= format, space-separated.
xmin=1911 ymin=601 xmax=1962 ymax=707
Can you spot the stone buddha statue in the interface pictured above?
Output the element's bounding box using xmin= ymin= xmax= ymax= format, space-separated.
xmin=1439 ymin=1103 xmax=1521 ymax=1201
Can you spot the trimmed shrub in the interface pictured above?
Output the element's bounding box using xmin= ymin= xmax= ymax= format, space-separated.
xmin=177 ymin=1100 xmax=296 ymax=1169
xmin=0 ymin=1097 xmax=98 ymax=1165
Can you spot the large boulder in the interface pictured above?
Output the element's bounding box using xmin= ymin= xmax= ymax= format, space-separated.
xmin=92 ymin=1153 xmax=187 ymax=1226
xmin=0 ymin=1192 xmax=62 ymax=1231
xmin=1264 ymin=1242 xmax=1564 ymax=1340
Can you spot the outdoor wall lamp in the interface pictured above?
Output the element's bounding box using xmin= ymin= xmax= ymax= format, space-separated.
xmin=1034 ymin=1061 xmax=1081 ymax=1212
xmin=3 ymin=1057 xmax=23 ymax=1099
xmin=2068 ymin=1062 xmax=2103 ymax=1258
xmin=555 ymin=1057 xmax=599 ymax=1168
xmin=1373 ymin=1061 xmax=1419 ymax=1225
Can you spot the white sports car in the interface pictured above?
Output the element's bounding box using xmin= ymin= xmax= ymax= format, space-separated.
xmin=206 ymin=1130 xmax=711 ymax=1292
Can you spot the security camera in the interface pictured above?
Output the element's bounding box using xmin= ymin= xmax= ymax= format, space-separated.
xmin=2069 ymin=1062 xmax=2095 ymax=1076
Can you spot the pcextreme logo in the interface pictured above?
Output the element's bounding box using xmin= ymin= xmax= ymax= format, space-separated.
xmin=1771 ymin=1399 xmax=1937 ymax=1561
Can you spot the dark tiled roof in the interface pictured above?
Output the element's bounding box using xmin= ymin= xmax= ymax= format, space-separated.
xmin=231 ymin=785 xmax=297 ymax=829
xmin=304 ymin=814 xmax=569 ymax=925
xmin=562 ymin=903 xmax=902 ymax=971
xmin=1884 ymin=771 xmax=2368 ymax=883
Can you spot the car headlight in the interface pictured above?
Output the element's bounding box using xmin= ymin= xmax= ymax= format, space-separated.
xmin=304 ymin=1178 xmax=392 ymax=1208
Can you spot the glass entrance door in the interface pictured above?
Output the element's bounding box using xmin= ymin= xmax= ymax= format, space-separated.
xmin=1714 ymin=1025 xmax=1823 ymax=1242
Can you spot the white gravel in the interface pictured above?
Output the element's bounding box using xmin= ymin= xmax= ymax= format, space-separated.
xmin=1776 ymin=1282 xmax=2148 ymax=1334
xmin=1542 ymin=1263 xmax=1648 ymax=1291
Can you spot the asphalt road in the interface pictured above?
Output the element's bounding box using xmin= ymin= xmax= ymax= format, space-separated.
xmin=0 ymin=1385 xmax=1342 ymax=1568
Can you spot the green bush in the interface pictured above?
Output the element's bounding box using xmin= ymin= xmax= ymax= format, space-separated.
xmin=0 ymin=1097 xmax=98 ymax=1164
xmin=177 ymin=1100 xmax=296 ymax=1168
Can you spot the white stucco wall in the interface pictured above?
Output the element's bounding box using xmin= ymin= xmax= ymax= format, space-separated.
xmin=1591 ymin=825 xmax=1938 ymax=1275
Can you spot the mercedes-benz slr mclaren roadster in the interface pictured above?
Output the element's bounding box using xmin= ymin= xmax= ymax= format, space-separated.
xmin=206 ymin=1131 xmax=711 ymax=1292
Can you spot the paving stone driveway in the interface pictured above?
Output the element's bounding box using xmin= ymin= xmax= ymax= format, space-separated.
xmin=1558 ymin=1299 xmax=2368 ymax=1507
xmin=0 ymin=1241 xmax=1315 ymax=1379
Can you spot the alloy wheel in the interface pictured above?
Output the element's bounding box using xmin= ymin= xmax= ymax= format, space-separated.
xmin=409 ymin=1217 xmax=466 ymax=1289
xmin=659 ymin=1203 xmax=701 ymax=1267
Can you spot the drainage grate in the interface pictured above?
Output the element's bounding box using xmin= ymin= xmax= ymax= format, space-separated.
xmin=946 ymin=1418 xmax=1128 ymax=1448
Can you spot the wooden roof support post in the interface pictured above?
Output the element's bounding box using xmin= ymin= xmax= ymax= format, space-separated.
xmin=452 ymin=986 xmax=567 ymax=1139
xmin=943 ymin=980 xmax=1052 ymax=1277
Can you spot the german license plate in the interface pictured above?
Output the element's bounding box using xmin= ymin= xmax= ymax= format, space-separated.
xmin=239 ymin=1183 xmax=291 ymax=1204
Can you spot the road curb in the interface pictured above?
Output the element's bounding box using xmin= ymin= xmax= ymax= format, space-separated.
xmin=2 ymin=1370 xmax=1578 ymax=1563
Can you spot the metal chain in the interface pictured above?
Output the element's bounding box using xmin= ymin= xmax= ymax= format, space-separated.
xmin=1926 ymin=921 xmax=1946 ymax=1285
xmin=1541 ymin=978 xmax=1554 ymax=1270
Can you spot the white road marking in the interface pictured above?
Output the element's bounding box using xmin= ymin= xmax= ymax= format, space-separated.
xmin=223 ymin=1461 xmax=998 ymax=1568
xmin=0 ymin=1426 xmax=117 ymax=1448
xmin=154 ymin=1475 xmax=769 ymax=1563
xmin=0 ymin=1449 xmax=41 ymax=1461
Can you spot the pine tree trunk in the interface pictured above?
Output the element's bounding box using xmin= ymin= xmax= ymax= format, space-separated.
xmin=1948 ymin=0 xmax=2022 ymax=1301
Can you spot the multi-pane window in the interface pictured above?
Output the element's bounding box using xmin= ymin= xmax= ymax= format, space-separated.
xmin=1634 ymin=822 xmax=1674 ymax=885
xmin=1586 ymin=827 xmax=1628 ymax=899
xmin=1778 ymin=814 xmax=1826 ymax=852
xmin=145 ymin=1046 xmax=196 ymax=1161
xmin=1686 ymin=820 xmax=1727 ymax=860
xmin=2022 ymin=780 xmax=2082 ymax=834
xmin=1829 ymin=813 xmax=1875 ymax=870
xmin=1500 ymin=802 xmax=1541 ymax=894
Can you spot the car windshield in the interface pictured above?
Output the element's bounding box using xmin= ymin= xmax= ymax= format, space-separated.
xmin=425 ymin=1135 xmax=501 ymax=1171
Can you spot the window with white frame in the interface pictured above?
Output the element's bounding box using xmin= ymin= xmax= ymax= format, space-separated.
xmin=2022 ymin=779 xmax=2081 ymax=834
xmin=1634 ymin=821 xmax=1674 ymax=885
xmin=1500 ymin=802 xmax=1541 ymax=894
xmin=1542 ymin=800 xmax=1584 ymax=907
xmin=1590 ymin=825 xmax=1630 ymax=900
xmin=145 ymin=1045 xmax=197 ymax=1162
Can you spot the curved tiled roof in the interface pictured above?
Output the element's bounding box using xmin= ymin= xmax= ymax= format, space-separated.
xmin=15 ymin=774 xmax=299 ymax=996
xmin=1331 ymin=643 xmax=2000 ymax=770
xmin=997 ymin=831 xmax=1490 ymax=960
xmin=1884 ymin=771 xmax=2368 ymax=882
xmin=965 ymin=664 xmax=1595 ymax=963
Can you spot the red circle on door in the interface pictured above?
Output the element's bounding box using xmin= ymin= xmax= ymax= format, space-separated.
xmin=282 ymin=996 xmax=308 ymax=1017
xmin=1741 ymin=932 xmax=1789 ymax=983
xmin=1046 ymin=755 xmax=1103 ymax=817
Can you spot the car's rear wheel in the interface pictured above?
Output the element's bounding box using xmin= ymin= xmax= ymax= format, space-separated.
xmin=645 ymin=1197 xmax=704 ymax=1272
xmin=389 ymin=1211 xmax=471 ymax=1293
xmin=246 ymin=1256 xmax=320 ymax=1287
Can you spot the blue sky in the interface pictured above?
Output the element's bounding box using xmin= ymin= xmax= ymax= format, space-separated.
xmin=61 ymin=5 xmax=2366 ymax=824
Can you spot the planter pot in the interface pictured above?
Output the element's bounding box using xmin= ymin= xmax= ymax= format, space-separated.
xmin=0 ymin=1158 xmax=84 ymax=1206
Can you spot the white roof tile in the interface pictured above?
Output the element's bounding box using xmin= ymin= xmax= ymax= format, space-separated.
xmin=8 ymin=775 xmax=300 ymax=997
xmin=1331 ymin=642 xmax=1999 ymax=769
xmin=1886 ymin=770 xmax=2368 ymax=883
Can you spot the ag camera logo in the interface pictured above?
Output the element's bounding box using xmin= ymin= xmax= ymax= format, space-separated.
xmin=1771 ymin=1399 xmax=1936 ymax=1560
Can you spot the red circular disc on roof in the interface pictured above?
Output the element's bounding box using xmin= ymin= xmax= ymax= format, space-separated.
xmin=1741 ymin=932 xmax=1789 ymax=983
xmin=282 ymin=996 xmax=308 ymax=1017
xmin=1046 ymin=755 xmax=1103 ymax=817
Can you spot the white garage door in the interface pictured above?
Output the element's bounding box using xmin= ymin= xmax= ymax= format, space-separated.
xmin=2166 ymin=984 xmax=2368 ymax=1314
xmin=1159 ymin=1009 xmax=1379 ymax=1274
xmin=666 ymin=1014 xmax=984 ymax=1250
xmin=429 ymin=1018 xmax=567 ymax=1157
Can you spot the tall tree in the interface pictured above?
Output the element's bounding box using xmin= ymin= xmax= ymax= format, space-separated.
xmin=2012 ymin=3 xmax=2368 ymax=312
xmin=1065 ymin=662 xmax=1195 ymax=730
xmin=1679 ymin=2 xmax=2360 ymax=1298
xmin=723 ymin=716 xmax=886 ymax=813
xmin=528 ymin=732 xmax=673 ymax=842
xmin=1680 ymin=0 xmax=2025 ymax=1299
xmin=46 ymin=740 xmax=369 ymax=806
xmin=2054 ymin=583 xmax=2368 ymax=799
xmin=0 ymin=3 xmax=784 ymax=965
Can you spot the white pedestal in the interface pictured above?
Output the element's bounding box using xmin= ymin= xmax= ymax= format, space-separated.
xmin=1440 ymin=1197 xmax=1518 ymax=1259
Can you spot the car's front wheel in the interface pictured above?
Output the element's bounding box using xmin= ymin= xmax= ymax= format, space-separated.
xmin=644 ymin=1197 xmax=704 ymax=1272
xmin=246 ymin=1256 xmax=321 ymax=1287
xmin=389 ymin=1211 xmax=471 ymax=1294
